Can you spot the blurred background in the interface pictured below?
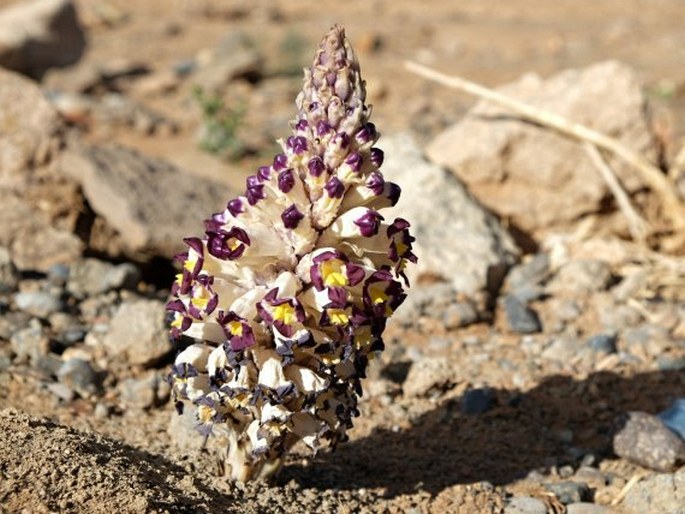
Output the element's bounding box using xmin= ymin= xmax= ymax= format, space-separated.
xmin=1 ymin=1 xmax=685 ymax=513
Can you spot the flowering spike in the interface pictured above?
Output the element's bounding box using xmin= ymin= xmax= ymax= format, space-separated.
xmin=167 ymin=25 xmax=415 ymax=483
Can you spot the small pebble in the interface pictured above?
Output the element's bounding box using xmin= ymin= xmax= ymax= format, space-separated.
xmin=47 ymin=264 xmax=70 ymax=286
xmin=46 ymin=382 xmax=76 ymax=402
xmin=461 ymin=387 xmax=495 ymax=415
xmin=548 ymin=259 xmax=612 ymax=294
xmin=442 ymin=301 xmax=479 ymax=329
xmin=504 ymin=295 xmax=542 ymax=333
xmin=658 ymin=398 xmax=685 ymax=440
xmin=9 ymin=320 xmax=50 ymax=365
xmin=119 ymin=374 xmax=160 ymax=409
xmin=504 ymin=496 xmax=547 ymax=514
xmin=613 ymin=411 xmax=685 ymax=472
xmin=506 ymin=253 xmax=550 ymax=290
xmin=14 ymin=291 xmax=64 ymax=318
xmin=573 ymin=466 xmax=607 ymax=488
xmin=656 ymin=355 xmax=685 ymax=371
xmin=586 ymin=333 xmax=617 ymax=354
xmin=543 ymin=481 xmax=590 ymax=504
xmin=57 ymin=358 xmax=100 ymax=397
xmin=94 ymin=402 xmax=111 ymax=419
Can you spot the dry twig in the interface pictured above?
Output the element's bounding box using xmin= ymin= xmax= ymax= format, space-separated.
xmin=611 ymin=472 xmax=647 ymax=506
xmin=583 ymin=143 xmax=650 ymax=242
xmin=404 ymin=60 xmax=685 ymax=231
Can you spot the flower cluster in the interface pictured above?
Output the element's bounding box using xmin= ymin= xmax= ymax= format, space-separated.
xmin=167 ymin=25 xmax=416 ymax=482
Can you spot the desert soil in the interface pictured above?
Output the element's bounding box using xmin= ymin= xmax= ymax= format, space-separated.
xmin=1 ymin=1 xmax=685 ymax=513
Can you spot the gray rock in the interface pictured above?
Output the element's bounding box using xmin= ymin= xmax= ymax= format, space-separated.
xmin=119 ymin=372 xmax=166 ymax=410
xmin=66 ymin=258 xmax=140 ymax=298
xmin=9 ymin=319 xmax=49 ymax=365
xmin=548 ymin=259 xmax=613 ymax=295
xmin=402 ymin=357 xmax=457 ymax=398
xmin=504 ymin=294 xmax=541 ymax=333
xmin=47 ymin=264 xmax=70 ymax=286
xmin=60 ymin=144 xmax=230 ymax=258
xmin=565 ymin=504 xmax=612 ymax=514
xmin=0 ymin=67 xmax=63 ymax=186
xmin=509 ymin=284 xmax=546 ymax=303
xmin=622 ymin=467 xmax=685 ymax=514
xmin=443 ymin=301 xmax=480 ymax=329
xmin=504 ymin=496 xmax=547 ymax=514
xmin=0 ymin=311 xmax=30 ymax=340
xmin=613 ymin=411 xmax=685 ymax=472
xmin=541 ymin=334 xmax=585 ymax=363
xmin=586 ymin=334 xmax=617 ymax=354
xmin=35 ymin=352 xmax=62 ymax=377
xmin=573 ymin=466 xmax=608 ymax=489
xmin=426 ymin=61 xmax=659 ymax=232
xmin=395 ymin=282 xmax=456 ymax=325
xmin=543 ymin=481 xmax=590 ymax=504
xmin=57 ymin=358 xmax=99 ymax=397
xmin=658 ymin=399 xmax=685 ymax=441
xmin=381 ymin=133 xmax=519 ymax=302
xmin=505 ymin=253 xmax=550 ymax=291
xmin=0 ymin=0 xmax=85 ymax=79
xmin=45 ymin=382 xmax=75 ymax=401
xmin=14 ymin=290 xmax=63 ymax=318
xmin=78 ymin=291 xmax=119 ymax=324
xmin=0 ymin=246 xmax=18 ymax=293
xmin=102 ymin=299 xmax=171 ymax=366
xmin=48 ymin=313 xmax=86 ymax=348
xmin=193 ymin=31 xmax=263 ymax=93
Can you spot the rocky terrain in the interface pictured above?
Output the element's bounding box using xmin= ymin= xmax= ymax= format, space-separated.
xmin=1 ymin=1 xmax=685 ymax=513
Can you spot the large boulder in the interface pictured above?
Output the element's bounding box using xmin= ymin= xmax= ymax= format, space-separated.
xmin=426 ymin=61 xmax=659 ymax=233
xmin=60 ymin=144 xmax=234 ymax=258
xmin=0 ymin=0 xmax=85 ymax=79
xmin=381 ymin=133 xmax=519 ymax=302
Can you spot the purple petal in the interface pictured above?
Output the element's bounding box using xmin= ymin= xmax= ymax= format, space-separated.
xmin=324 ymin=176 xmax=345 ymax=198
xmin=366 ymin=171 xmax=385 ymax=195
xmin=278 ymin=168 xmax=295 ymax=193
xmin=370 ymin=147 xmax=384 ymax=168
xmin=273 ymin=153 xmax=288 ymax=171
xmin=258 ymin=166 xmax=272 ymax=181
xmin=346 ymin=262 xmax=365 ymax=286
xmin=227 ymin=198 xmax=244 ymax=217
xmin=385 ymin=182 xmax=401 ymax=206
xmin=354 ymin=210 xmax=383 ymax=237
xmin=317 ymin=120 xmax=333 ymax=136
xmin=183 ymin=237 xmax=204 ymax=257
xmin=345 ymin=152 xmax=362 ymax=173
xmin=308 ymin=156 xmax=325 ymax=177
xmin=281 ymin=204 xmax=305 ymax=229
xmin=287 ymin=136 xmax=308 ymax=154
xmin=355 ymin=123 xmax=377 ymax=145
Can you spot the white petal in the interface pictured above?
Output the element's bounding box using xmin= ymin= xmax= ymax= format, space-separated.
xmin=174 ymin=343 xmax=212 ymax=372
xmin=207 ymin=345 xmax=228 ymax=378
xmin=284 ymin=365 xmax=327 ymax=393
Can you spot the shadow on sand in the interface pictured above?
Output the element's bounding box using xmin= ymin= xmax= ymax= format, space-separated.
xmin=280 ymin=369 xmax=685 ymax=497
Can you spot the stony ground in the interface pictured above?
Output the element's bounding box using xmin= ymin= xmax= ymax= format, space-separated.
xmin=1 ymin=1 xmax=685 ymax=513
